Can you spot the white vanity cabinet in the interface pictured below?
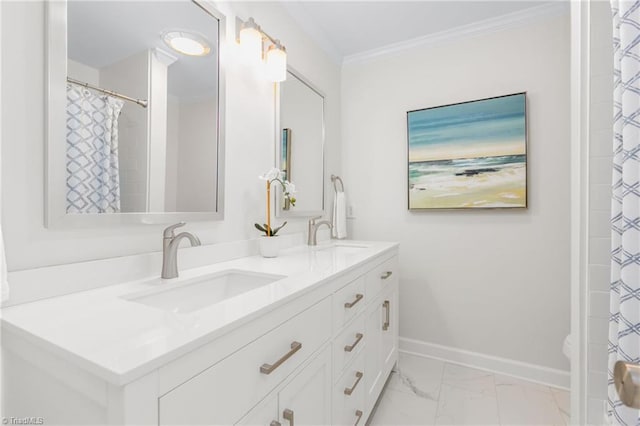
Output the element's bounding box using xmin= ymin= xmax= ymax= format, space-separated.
xmin=158 ymin=297 xmax=332 ymax=425
xmin=2 ymin=246 xmax=399 ymax=426
xmin=364 ymin=257 xmax=399 ymax=415
xmin=237 ymin=346 xmax=332 ymax=426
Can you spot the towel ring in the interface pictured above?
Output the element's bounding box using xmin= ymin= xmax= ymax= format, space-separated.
xmin=331 ymin=175 xmax=344 ymax=193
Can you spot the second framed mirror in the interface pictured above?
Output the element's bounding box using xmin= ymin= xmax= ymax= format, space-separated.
xmin=276 ymin=69 xmax=325 ymax=217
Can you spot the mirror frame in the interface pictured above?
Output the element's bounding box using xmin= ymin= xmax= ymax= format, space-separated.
xmin=45 ymin=0 xmax=226 ymax=228
xmin=275 ymin=67 xmax=326 ymax=218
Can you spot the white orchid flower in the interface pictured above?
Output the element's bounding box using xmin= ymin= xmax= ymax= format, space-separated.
xmin=284 ymin=181 xmax=296 ymax=194
xmin=259 ymin=167 xmax=282 ymax=182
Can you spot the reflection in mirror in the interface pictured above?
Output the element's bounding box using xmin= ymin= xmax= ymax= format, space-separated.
xmin=277 ymin=70 xmax=324 ymax=217
xmin=64 ymin=1 xmax=219 ymax=216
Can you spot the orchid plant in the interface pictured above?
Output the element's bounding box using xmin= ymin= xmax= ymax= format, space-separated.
xmin=255 ymin=168 xmax=296 ymax=237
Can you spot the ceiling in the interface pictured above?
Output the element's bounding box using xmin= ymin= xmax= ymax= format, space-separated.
xmin=282 ymin=1 xmax=558 ymax=62
xmin=67 ymin=0 xmax=562 ymax=95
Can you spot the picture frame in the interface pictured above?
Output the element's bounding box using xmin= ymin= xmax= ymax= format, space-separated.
xmin=407 ymin=92 xmax=527 ymax=210
xmin=280 ymin=128 xmax=292 ymax=210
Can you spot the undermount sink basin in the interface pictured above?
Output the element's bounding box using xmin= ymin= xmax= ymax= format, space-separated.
xmin=124 ymin=270 xmax=286 ymax=314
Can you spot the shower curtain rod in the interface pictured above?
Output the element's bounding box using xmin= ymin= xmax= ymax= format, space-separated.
xmin=67 ymin=77 xmax=149 ymax=108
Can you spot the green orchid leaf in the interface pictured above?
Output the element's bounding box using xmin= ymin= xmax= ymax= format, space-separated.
xmin=255 ymin=223 xmax=269 ymax=236
xmin=271 ymin=221 xmax=288 ymax=236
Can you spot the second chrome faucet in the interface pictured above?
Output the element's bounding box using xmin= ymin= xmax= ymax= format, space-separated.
xmin=162 ymin=222 xmax=201 ymax=279
xmin=308 ymin=216 xmax=333 ymax=246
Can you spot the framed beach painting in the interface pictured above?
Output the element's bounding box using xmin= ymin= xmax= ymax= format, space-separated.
xmin=407 ymin=93 xmax=527 ymax=210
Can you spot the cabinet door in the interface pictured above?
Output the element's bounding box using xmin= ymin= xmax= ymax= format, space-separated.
xmin=380 ymin=284 xmax=398 ymax=376
xmin=278 ymin=347 xmax=331 ymax=426
xmin=236 ymin=395 xmax=279 ymax=426
xmin=363 ymin=301 xmax=382 ymax=415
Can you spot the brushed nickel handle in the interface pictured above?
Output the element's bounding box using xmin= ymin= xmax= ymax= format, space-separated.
xmin=614 ymin=360 xmax=640 ymax=408
xmin=260 ymin=341 xmax=302 ymax=375
xmin=283 ymin=408 xmax=294 ymax=426
xmin=271 ymin=422 xmax=282 ymax=426
xmin=344 ymin=333 xmax=364 ymax=352
xmin=344 ymin=371 xmax=364 ymax=395
xmin=344 ymin=293 xmax=364 ymax=308
xmin=382 ymin=300 xmax=390 ymax=331
xmin=381 ymin=271 xmax=393 ymax=280
xmin=354 ymin=410 xmax=363 ymax=426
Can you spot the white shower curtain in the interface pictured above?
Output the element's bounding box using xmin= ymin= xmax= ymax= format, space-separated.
xmin=66 ymin=84 xmax=124 ymax=214
xmin=609 ymin=1 xmax=640 ymax=424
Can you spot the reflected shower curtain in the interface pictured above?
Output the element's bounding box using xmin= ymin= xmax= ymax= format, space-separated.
xmin=66 ymin=84 xmax=124 ymax=213
xmin=609 ymin=1 xmax=640 ymax=425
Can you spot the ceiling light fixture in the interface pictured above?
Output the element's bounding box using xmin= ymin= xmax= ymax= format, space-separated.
xmin=162 ymin=31 xmax=211 ymax=57
xmin=237 ymin=17 xmax=287 ymax=82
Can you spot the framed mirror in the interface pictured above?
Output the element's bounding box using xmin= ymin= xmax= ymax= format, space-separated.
xmin=45 ymin=0 xmax=225 ymax=227
xmin=276 ymin=69 xmax=325 ymax=217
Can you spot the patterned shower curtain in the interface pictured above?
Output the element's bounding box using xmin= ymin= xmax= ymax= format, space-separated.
xmin=609 ymin=1 xmax=640 ymax=425
xmin=66 ymin=84 xmax=124 ymax=213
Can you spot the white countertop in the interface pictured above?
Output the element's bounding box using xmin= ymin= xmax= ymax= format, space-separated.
xmin=1 ymin=241 xmax=397 ymax=386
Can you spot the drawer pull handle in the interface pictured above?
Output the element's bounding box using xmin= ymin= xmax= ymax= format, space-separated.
xmin=344 ymin=371 xmax=364 ymax=395
xmin=383 ymin=300 xmax=390 ymax=331
xmin=344 ymin=293 xmax=364 ymax=308
xmin=271 ymin=422 xmax=282 ymax=426
xmin=344 ymin=333 xmax=364 ymax=352
xmin=283 ymin=408 xmax=294 ymax=426
xmin=260 ymin=341 xmax=302 ymax=375
xmin=381 ymin=271 xmax=393 ymax=280
xmin=354 ymin=410 xmax=363 ymax=426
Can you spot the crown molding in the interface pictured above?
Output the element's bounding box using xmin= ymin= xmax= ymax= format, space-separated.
xmin=280 ymin=1 xmax=344 ymax=65
xmin=343 ymin=1 xmax=570 ymax=66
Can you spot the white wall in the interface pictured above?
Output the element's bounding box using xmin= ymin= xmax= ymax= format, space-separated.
xmin=342 ymin=15 xmax=571 ymax=372
xmin=100 ymin=51 xmax=150 ymax=213
xmin=586 ymin=1 xmax=614 ymax=423
xmin=0 ymin=1 xmax=341 ymax=272
xmin=165 ymin=95 xmax=180 ymax=212
xmin=67 ymin=59 xmax=99 ymax=85
xmin=279 ymin=74 xmax=324 ymax=213
xmin=176 ymin=97 xmax=218 ymax=212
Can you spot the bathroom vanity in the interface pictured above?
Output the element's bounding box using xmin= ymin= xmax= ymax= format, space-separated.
xmin=2 ymin=242 xmax=399 ymax=425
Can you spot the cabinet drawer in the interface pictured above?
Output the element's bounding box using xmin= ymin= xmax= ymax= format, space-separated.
xmin=333 ymin=351 xmax=365 ymax=426
xmin=333 ymin=313 xmax=365 ymax=381
xmin=365 ymin=256 xmax=398 ymax=300
xmin=333 ymin=276 xmax=365 ymax=332
xmin=159 ymin=297 xmax=332 ymax=425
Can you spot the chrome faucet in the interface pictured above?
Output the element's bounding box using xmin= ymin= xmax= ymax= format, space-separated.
xmin=307 ymin=216 xmax=333 ymax=246
xmin=161 ymin=222 xmax=201 ymax=279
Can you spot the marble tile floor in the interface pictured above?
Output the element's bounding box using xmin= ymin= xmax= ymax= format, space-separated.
xmin=368 ymin=352 xmax=570 ymax=426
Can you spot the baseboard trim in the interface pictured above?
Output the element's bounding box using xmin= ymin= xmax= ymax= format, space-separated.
xmin=399 ymin=337 xmax=570 ymax=390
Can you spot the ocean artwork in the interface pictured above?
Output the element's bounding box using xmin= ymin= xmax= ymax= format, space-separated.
xmin=407 ymin=93 xmax=527 ymax=209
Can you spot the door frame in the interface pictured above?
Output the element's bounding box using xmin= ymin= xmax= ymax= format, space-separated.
xmin=570 ymin=0 xmax=590 ymax=423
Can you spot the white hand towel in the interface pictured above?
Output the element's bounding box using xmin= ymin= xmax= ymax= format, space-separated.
xmin=332 ymin=191 xmax=347 ymax=239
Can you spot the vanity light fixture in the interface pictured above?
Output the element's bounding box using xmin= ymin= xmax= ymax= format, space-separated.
xmin=266 ymin=41 xmax=287 ymax=83
xmin=162 ymin=31 xmax=211 ymax=57
xmin=238 ymin=17 xmax=263 ymax=65
xmin=237 ymin=17 xmax=287 ymax=82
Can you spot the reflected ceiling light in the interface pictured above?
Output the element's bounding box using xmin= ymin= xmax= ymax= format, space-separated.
xmin=237 ymin=17 xmax=287 ymax=83
xmin=163 ymin=31 xmax=211 ymax=57
xmin=266 ymin=41 xmax=287 ymax=83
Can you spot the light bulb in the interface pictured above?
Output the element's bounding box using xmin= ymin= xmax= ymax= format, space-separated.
xmin=239 ymin=18 xmax=263 ymax=65
xmin=266 ymin=42 xmax=287 ymax=82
